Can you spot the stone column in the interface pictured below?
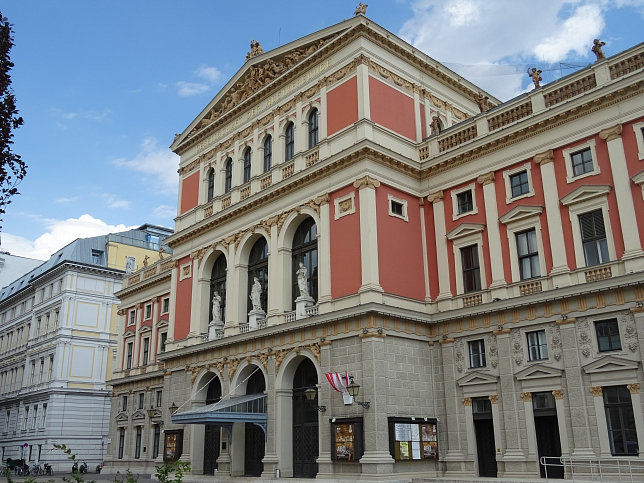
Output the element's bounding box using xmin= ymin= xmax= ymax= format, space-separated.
xmin=267 ymin=223 xmax=281 ymax=319
xmin=167 ymin=264 xmax=178 ymax=344
xmin=428 ymin=192 xmax=452 ymax=305
xmin=354 ymin=176 xmax=383 ymax=302
xmin=534 ymin=150 xmax=570 ymax=286
xmin=462 ymin=397 xmax=475 ymax=459
xmin=133 ymin=304 xmax=142 ymax=366
xmin=151 ymin=298 xmax=159 ymax=358
xmin=317 ymin=198 xmax=332 ymax=306
xmin=599 ymin=124 xmax=644 ymax=271
xmin=413 ymin=87 xmax=422 ymax=142
xmin=188 ymin=255 xmax=202 ymax=338
xmin=356 ymin=62 xmax=371 ymax=120
xmin=552 ymin=389 xmax=570 ymax=456
xmin=224 ymin=240 xmax=238 ymax=337
xmin=359 ymin=331 xmax=395 ymax=476
xmin=261 ymin=355 xmax=278 ymax=477
xmin=489 ymin=395 xmax=504 ymax=472
xmin=419 ymin=198 xmax=432 ymax=301
xmin=477 ymin=172 xmax=506 ymax=292
xmin=520 ymin=392 xmax=537 ymax=460
xmin=439 ymin=338 xmax=466 ymax=470
xmin=589 ymin=386 xmax=611 ymax=457
xmin=316 ymin=340 xmax=334 ymax=478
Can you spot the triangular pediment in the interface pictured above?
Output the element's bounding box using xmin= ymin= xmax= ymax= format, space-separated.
xmin=457 ymin=370 xmax=499 ymax=387
xmin=499 ymin=205 xmax=543 ymax=225
xmin=560 ymin=185 xmax=611 ymax=206
xmin=139 ymin=325 xmax=152 ymax=334
xmin=515 ymin=363 xmax=563 ymax=381
xmin=132 ymin=410 xmax=146 ymax=420
xmin=447 ymin=223 xmax=485 ymax=240
xmin=583 ymin=355 xmax=640 ymax=374
xmin=631 ymin=169 xmax=644 ymax=185
xmin=123 ymin=327 xmax=135 ymax=336
xmin=156 ymin=318 xmax=168 ymax=328
xmin=115 ymin=412 xmax=128 ymax=422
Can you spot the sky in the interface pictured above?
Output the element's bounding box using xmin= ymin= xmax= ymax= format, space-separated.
xmin=0 ymin=0 xmax=642 ymax=261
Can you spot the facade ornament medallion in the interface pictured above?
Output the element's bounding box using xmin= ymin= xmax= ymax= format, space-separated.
xmin=533 ymin=149 xmax=554 ymax=166
xmin=486 ymin=334 xmax=499 ymax=368
xmin=548 ymin=325 xmax=562 ymax=361
xmin=552 ymin=389 xmax=564 ymax=400
xmin=520 ymin=392 xmax=532 ymax=402
xmin=577 ymin=320 xmax=592 ymax=358
xmin=623 ymin=314 xmax=639 ymax=352
xmin=599 ymin=124 xmax=623 ymax=142
xmin=454 ymin=339 xmax=464 ymax=373
xmin=462 ymin=397 xmax=472 ymax=406
xmin=511 ymin=329 xmax=523 ymax=366
xmin=627 ymin=383 xmax=640 ymax=394
xmin=353 ymin=175 xmax=380 ymax=190
xmin=589 ymin=386 xmax=603 ymax=397
xmin=488 ymin=395 xmax=499 ymax=404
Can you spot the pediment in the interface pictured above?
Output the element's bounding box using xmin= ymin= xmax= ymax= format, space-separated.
xmin=123 ymin=327 xmax=135 ymax=336
xmin=447 ymin=223 xmax=485 ymax=240
xmin=560 ymin=185 xmax=611 ymax=206
xmin=132 ymin=410 xmax=146 ymax=420
xmin=515 ymin=363 xmax=563 ymax=381
xmin=499 ymin=205 xmax=543 ymax=225
xmin=115 ymin=412 xmax=128 ymax=422
xmin=148 ymin=408 xmax=162 ymax=420
xmin=457 ymin=371 xmax=499 ymax=387
xmin=632 ymin=169 xmax=644 ymax=185
xmin=139 ymin=325 xmax=152 ymax=334
xmin=156 ymin=318 xmax=169 ymax=328
xmin=583 ymin=355 xmax=640 ymax=374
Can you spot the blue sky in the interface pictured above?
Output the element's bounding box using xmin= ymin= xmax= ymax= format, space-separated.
xmin=1 ymin=0 xmax=642 ymax=260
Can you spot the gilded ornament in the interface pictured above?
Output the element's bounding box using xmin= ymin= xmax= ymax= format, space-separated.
xmin=489 ymin=395 xmax=499 ymax=404
xmin=552 ymin=389 xmax=564 ymax=400
xmin=462 ymin=397 xmax=472 ymax=406
xmin=627 ymin=383 xmax=640 ymax=394
xmin=589 ymin=386 xmax=603 ymax=397
xmin=520 ymin=392 xmax=532 ymax=402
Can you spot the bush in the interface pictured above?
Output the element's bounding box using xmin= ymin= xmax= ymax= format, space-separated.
xmin=155 ymin=461 xmax=190 ymax=483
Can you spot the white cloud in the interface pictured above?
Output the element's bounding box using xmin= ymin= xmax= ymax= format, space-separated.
xmin=55 ymin=196 xmax=79 ymax=203
xmin=177 ymin=81 xmax=211 ymax=97
xmin=103 ymin=194 xmax=131 ymax=209
xmin=112 ymin=137 xmax=179 ymax=195
xmin=176 ymin=65 xmax=222 ymax=97
xmin=52 ymin=108 xmax=112 ymax=124
xmin=153 ymin=204 xmax=176 ymax=220
xmin=196 ymin=66 xmax=221 ymax=83
xmin=1 ymin=214 xmax=135 ymax=261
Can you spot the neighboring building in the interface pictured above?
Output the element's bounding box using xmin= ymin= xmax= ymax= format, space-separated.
xmin=0 ymin=225 xmax=171 ymax=471
xmin=0 ymin=252 xmax=43 ymax=289
xmin=105 ymin=11 xmax=644 ymax=482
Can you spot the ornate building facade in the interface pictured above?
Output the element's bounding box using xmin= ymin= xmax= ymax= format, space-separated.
xmin=0 ymin=225 xmax=171 ymax=471
xmin=106 ymin=12 xmax=644 ymax=481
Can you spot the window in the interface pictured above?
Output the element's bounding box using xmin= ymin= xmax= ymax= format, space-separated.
xmin=142 ymin=338 xmax=150 ymax=365
xmin=210 ymin=255 xmax=227 ymax=324
xmin=468 ymin=339 xmax=486 ymax=368
xmin=285 ymin=122 xmax=294 ymax=161
xmin=48 ymin=356 xmax=54 ymax=381
xmin=243 ymin=147 xmax=252 ymax=183
xmin=457 ymin=190 xmax=473 ymax=215
xmin=122 ymin=395 xmax=128 ymax=412
xmin=39 ymin=359 xmax=44 ymax=383
xmin=603 ymin=386 xmax=638 ymax=455
xmin=248 ymin=238 xmax=269 ymax=313
xmin=527 ymin=330 xmax=548 ymax=360
xmin=161 ymin=297 xmax=169 ymax=314
xmin=391 ymin=201 xmax=403 ymax=216
xmin=159 ymin=332 xmax=167 ymax=353
xmin=144 ymin=304 xmax=152 ymax=320
xmin=579 ymin=209 xmax=609 ymax=266
xmin=571 ymin=148 xmax=594 ymax=177
xmin=224 ymin=158 xmax=233 ymax=193
xmin=632 ymin=122 xmax=644 ymax=160
xmin=388 ymin=195 xmax=408 ymax=221
xmin=292 ymin=218 xmax=318 ymax=308
xmin=510 ymin=170 xmax=530 ymax=198
xmin=461 ymin=245 xmax=481 ymax=293
xmin=138 ymin=393 xmax=144 ymax=410
xmin=308 ymin=108 xmax=319 ymax=148
xmin=207 ymin=167 xmax=215 ymax=202
xmin=388 ymin=417 xmax=438 ymax=460
xmin=153 ymin=424 xmax=161 ymax=459
xmin=595 ymin=319 xmax=621 ymax=352
xmin=516 ymin=229 xmax=540 ymax=280
xmin=263 ymin=136 xmax=272 ymax=172
xmin=331 ymin=418 xmax=364 ymax=461
xmin=125 ymin=256 xmax=136 ymax=273
xmin=41 ymin=404 xmax=46 ymax=428
xmin=156 ymin=390 xmax=163 ymax=407
xmin=118 ymin=428 xmax=125 ymax=459
xmin=126 ymin=342 xmax=133 ymax=369
xmin=128 ymin=310 xmax=136 ymax=326
xmin=91 ymin=249 xmax=104 ymax=264
xmin=23 ymin=407 xmax=29 ymax=430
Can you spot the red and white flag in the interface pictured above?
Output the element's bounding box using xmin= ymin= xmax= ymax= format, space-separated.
xmin=325 ymin=371 xmax=349 ymax=392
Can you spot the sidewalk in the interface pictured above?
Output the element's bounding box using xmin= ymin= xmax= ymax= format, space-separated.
xmin=8 ymin=472 xmax=153 ymax=483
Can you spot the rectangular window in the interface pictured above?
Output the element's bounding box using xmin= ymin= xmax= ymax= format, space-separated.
xmin=527 ymin=330 xmax=548 ymax=361
xmin=126 ymin=342 xmax=133 ymax=369
xmin=160 ymin=333 xmax=167 ymax=353
xmin=41 ymin=404 xmax=47 ymax=428
xmin=161 ymin=298 xmax=170 ymax=314
xmin=156 ymin=390 xmax=162 ymax=407
xmin=135 ymin=426 xmax=142 ymax=459
xmin=457 ymin=190 xmax=473 ymax=214
xmin=138 ymin=393 xmax=144 ymax=410
xmin=144 ymin=304 xmax=152 ymax=320
xmin=125 ymin=256 xmax=136 ymax=273
xmin=516 ymin=228 xmax=540 ymax=280
xmin=571 ymin=147 xmax=594 ymax=177
xmin=331 ymin=418 xmax=364 ymax=461
xmin=391 ymin=201 xmax=404 ymax=216
xmin=129 ymin=310 xmax=136 ymax=326
xmin=122 ymin=395 xmax=128 ymax=412
xmin=603 ymin=386 xmax=639 ymax=455
xmin=388 ymin=418 xmax=438 ymax=460
xmin=23 ymin=407 xmax=29 ymax=430
xmin=91 ymin=249 xmax=104 ymax=264
xmin=48 ymin=356 xmax=54 ymax=381
xmin=153 ymin=424 xmax=161 ymax=459
xmin=510 ymin=170 xmax=529 ymax=197
xmin=142 ymin=338 xmax=150 ymax=366
xmin=39 ymin=359 xmax=44 ymax=383
xmin=118 ymin=428 xmax=125 ymax=459
xmin=468 ymin=339 xmax=486 ymax=368
xmin=461 ymin=245 xmax=481 ymax=293
xmin=579 ymin=210 xmax=609 ymax=266
xmin=595 ymin=319 xmax=621 ymax=352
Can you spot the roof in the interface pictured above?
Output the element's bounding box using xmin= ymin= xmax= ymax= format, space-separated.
xmin=171 ymin=393 xmax=267 ymax=425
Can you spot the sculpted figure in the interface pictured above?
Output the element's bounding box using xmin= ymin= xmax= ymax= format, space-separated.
xmin=158 ymin=247 xmax=165 ymax=260
xmin=355 ymin=2 xmax=368 ymax=15
xmin=296 ymin=262 xmax=309 ymax=297
xmin=527 ymin=67 xmax=542 ymax=89
xmin=430 ymin=115 xmax=442 ymax=136
xmin=476 ymin=92 xmax=489 ymax=113
xmin=143 ymin=255 xmax=150 ymax=267
xmin=592 ymin=38 xmax=606 ymax=61
xmin=211 ymin=291 xmax=222 ymax=322
xmin=250 ymin=277 xmax=262 ymax=311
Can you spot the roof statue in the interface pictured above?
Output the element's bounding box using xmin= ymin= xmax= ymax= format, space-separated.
xmin=476 ymin=92 xmax=489 ymax=113
xmin=246 ymin=39 xmax=264 ymax=61
xmin=355 ymin=3 xmax=368 ymax=15
xmin=592 ymin=38 xmax=606 ymax=61
xmin=527 ymin=67 xmax=542 ymax=89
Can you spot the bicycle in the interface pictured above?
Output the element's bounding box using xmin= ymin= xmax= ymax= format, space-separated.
xmin=31 ymin=463 xmax=43 ymax=476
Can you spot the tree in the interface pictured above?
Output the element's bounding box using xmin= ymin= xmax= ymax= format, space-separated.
xmin=0 ymin=10 xmax=26 ymax=230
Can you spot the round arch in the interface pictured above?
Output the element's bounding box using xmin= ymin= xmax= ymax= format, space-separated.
xmin=195 ymin=249 xmax=229 ymax=335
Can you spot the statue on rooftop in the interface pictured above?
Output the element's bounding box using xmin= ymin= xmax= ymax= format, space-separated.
xmin=430 ymin=115 xmax=442 ymax=136
xmin=592 ymin=38 xmax=606 ymax=61
xmin=143 ymin=255 xmax=150 ymax=267
xmin=246 ymin=40 xmax=264 ymax=61
xmin=476 ymin=92 xmax=489 ymax=113
xmin=355 ymin=3 xmax=368 ymax=15
xmin=527 ymin=67 xmax=542 ymax=89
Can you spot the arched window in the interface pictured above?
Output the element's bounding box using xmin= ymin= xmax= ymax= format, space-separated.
xmin=205 ymin=376 xmax=222 ymax=404
xmin=285 ymin=122 xmax=294 ymax=161
xmin=292 ymin=218 xmax=318 ymax=308
xmin=263 ymin=136 xmax=272 ymax=172
xmin=248 ymin=238 xmax=268 ymax=313
xmin=210 ymin=255 xmax=227 ymax=323
xmin=243 ymin=147 xmax=252 ymax=183
xmin=207 ymin=168 xmax=215 ymax=202
xmin=308 ymin=109 xmax=318 ymax=149
xmin=224 ymin=158 xmax=233 ymax=193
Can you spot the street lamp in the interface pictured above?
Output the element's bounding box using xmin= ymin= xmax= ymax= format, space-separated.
xmin=304 ymin=387 xmax=326 ymax=412
xmin=347 ymin=376 xmax=370 ymax=409
xmin=147 ymin=406 xmax=156 ymax=419
xmin=168 ymin=402 xmax=178 ymax=415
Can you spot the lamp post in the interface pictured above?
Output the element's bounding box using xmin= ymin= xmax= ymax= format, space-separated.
xmin=304 ymin=387 xmax=326 ymax=412
xmin=168 ymin=402 xmax=178 ymax=415
xmin=147 ymin=406 xmax=156 ymax=419
xmin=347 ymin=376 xmax=370 ymax=409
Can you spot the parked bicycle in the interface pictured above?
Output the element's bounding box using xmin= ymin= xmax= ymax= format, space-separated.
xmin=43 ymin=463 xmax=53 ymax=476
xmin=30 ymin=462 xmax=43 ymax=476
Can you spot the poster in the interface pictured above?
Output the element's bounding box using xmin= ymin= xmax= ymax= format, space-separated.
xmin=411 ymin=441 xmax=421 ymax=460
xmin=410 ymin=424 xmax=420 ymax=441
xmin=399 ymin=441 xmax=410 ymax=460
xmin=395 ymin=423 xmax=411 ymax=441
xmin=334 ymin=423 xmax=355 ymax=460
xmin=421 ymin=423 xmax=437 ymax=442
xmin=423 ymin=441 xmax=438 ymax=459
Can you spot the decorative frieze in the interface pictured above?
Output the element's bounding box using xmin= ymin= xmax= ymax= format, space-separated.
xmin=577 ymin=320 xmax=593 ymax=358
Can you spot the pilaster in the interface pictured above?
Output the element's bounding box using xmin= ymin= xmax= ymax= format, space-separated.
xmin=354 ymin=176 xmax=383 ymax=301
xmin=318 ymin=200 xmax=332 ymax=306
xmin=477 ymin=172 xmax=506 ymax=291
xmin=428 ymin=191 xmax=452 ymax=304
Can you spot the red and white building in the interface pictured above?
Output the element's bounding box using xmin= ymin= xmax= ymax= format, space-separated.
xmin=106 ymin=12 xmax=644 ymax=481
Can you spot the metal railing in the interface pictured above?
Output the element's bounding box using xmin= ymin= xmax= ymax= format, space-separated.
xmin=541 ymin=456 xmax=644 ymax=482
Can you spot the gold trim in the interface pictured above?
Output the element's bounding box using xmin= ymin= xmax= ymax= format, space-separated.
xmin=520 ymin=392 xmax=532 ymax=402
xmin=462 ymin=397 xmax=472 ymax=406
xmin=589 ymin=386 xmax=603 ymax=397
xmin=552 ymin=389 xmax=564 ymax=400
xmin=627 ymin=383 xmax=640 ymax=394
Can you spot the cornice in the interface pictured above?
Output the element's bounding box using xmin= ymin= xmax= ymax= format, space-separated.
xmin=115 ymin=271 xmax=172 ymax=299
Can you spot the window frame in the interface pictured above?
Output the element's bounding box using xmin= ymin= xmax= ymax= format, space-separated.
xmin=516 ymin=228 xmax=541 ymax=280
xmin=563 ymin=139 xmax=600 ymax=183
xmin=595 ymin=318 xmax=622 ymax=352
xmin=243 ymin=147 xmax=252 ymax=183
xmin=579 ymin=209 xmax=610 ymax=267
xmin=451 ymin=183 xmax=478 ymax=220
xmin=308 ymin=108 xmax=319 ymax=149
xmin=503 ymin=162 xmax=534 ymax=203
xmin=206 ymin=167 xmax=215 ymax=202
xmin=128 ymin=309 xmax=136 ymax=326
xmin=632 ymin=121 xmax=644 ymax=160
xmin=224 ymin=158 xmax=233 ymax=193
xmin=388 ymin=194 xmax=408 ymax=221
xmin=161 ymin=297 xmax=170 ymax=315
xmin=144 ymin=303 xmax=152 ymax=320
xmin=447 ymin=225 xmax=486 ymax=295
xmin=388 ymin=417 xmax=438 ymax=461
xmin=460 ymin=244 xmax=482 ymax=293
xmin=263 ymin=135 xmax=272 ymax=172
xmin=142 ymin=337 xmax=150 ymax=365
xmin=603 ymin=385 xmax=639 ymax=456
xmin=285 ymin=122 xmax=295 ymax=161
xmin=126 ymin=341 xmax=133 ymax=369
xmin=134 ymin=425 xmax=142 ymax=459
xmin=526 ymin=329 xmax=548 ymax=361
xmin=468 ymin=339 xmax=486 ymax=368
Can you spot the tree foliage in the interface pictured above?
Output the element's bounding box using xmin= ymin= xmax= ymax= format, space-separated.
xmin=0 ymin=10 xmax=26 ymax=229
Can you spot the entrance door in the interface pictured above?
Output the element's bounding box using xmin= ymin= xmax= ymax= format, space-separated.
xmin=533 ymin=392 xmax=563 ymax=478
xmin=203 ymin=424 xmax=220 ymax=475
xmin=244 ymin=423 xmax=264 ymax=476
xmin=473 ymin=398 xmax=497 ymax=477
xmin=292 ymin=359 xmax=319 ymax=478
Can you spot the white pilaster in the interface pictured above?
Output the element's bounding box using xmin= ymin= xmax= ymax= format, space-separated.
xmin=354 ymin=176 xmax=383 ymax=299
xmin=318 ymin=199 xmax=332 ymax=305
xmin=478 ymin=173 xmax=506 ymax=290
xmin=428 ymin=192 xmax=452 ymax=301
